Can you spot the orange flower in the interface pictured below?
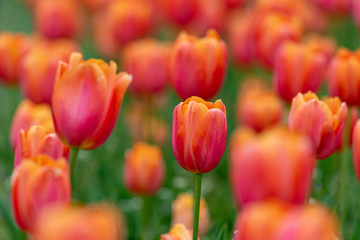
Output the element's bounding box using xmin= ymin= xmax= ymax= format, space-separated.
xmin=11 ymin=155 xmax=71 ymax=232
xmin=123 ymin=142 xmax=165 ymax=195
xmin=161 ymin=0 xmax=199 ymax=25
xmin=10 ymin=100 xmax=54 ymax=149
xmin=289 ymin=92 xmax=348 ymax=159
xmin=168 ymin=29 xmax=228 ymax=100
xmin=171 ymin=193 xmax=210 ymax=236
xmin=302 ymin=34 xmax=336 ymax=63
xmin=161 ymin=224 xmax=198 ymax=240
xmin=52 ymin=52 xmax=132 ymax=150
xmin=33 ymin=204 xmax=126 ymax=240
xmin=172 ymin=97 xmax=227 ymax=174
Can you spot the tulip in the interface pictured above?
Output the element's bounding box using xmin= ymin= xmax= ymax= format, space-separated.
xmin=0 ymin=32 xmax=30 ymax=85
xmin=10 ymin=99 xmax=54 ymax=149
xmin=33 ymin=204 xmax=126 ymax=240
xmin=225 ymin=0 xmax=245 ymax=9
xmin=171 ymin=193 xmax=210 ymax=236
xmin=161 ymin=224 xmax=197 ymax=240
xmin=353 ymin=120 xmax=360 ymax=181
xmin=230 ymin=126 xmax=315 ymax=208
xmin=328 ymin=47 xmax=360 ymax=106
xmin=314 ymin=0 xmax=351 ymax=14
xmin=303 ymin=34 xmax=336 ymax=63
xmin=20 ymin=38 xmax=79 ymax=104
xmin=122 ymin=39 xmax=170 ymax=95
xmin=11 ymin=155 xmax=71 ymax=232
xmin=354 ymin=0 xmax=360 ymax=29
xmin=168 ymin=29 xmax=228 ymax=100
xmin=79 ymin=0 xmax=111 ymax=12
xmin=161 ymin=0 xmax=199 ymax=25
xmin=236 ymin=78 xmax=284 ymax=131
xmin=14 ymin=125 xmax=70 ymax=168
xmin=229 ymin=126 xmax=256 ymax=152
xmin=289 ymin=92 xmax=348 ymax=159
xmin=123 ymin=142 xmax=165 ymax=195
xmin=273 ymin=41 xmax=327 ymax=102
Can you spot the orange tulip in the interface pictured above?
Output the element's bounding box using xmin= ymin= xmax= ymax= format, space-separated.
xmin=123 ymin=142 xmax=165 ymax=195
xmin=14 ymin=125 xmax=69 ymax=168
xmin=328 ymin=47 xmax=360 ymax=106
xmin=161 ymin=0 xmax=199 ymax=25
xmin=168 ymin=29 xmax=228 ymax=100
xmin=11 ymin=155 xmax=71 ymax=232
xmin=52 ymin=52 xmax=132 ymax=150
xmin=0 ymin=32 xmax=30 ymax=85
xmin=171 ymin=193 xmax=210 ymax=236
xmin=122 ymin=39 xmax=170 ymax=95
xmin=236 ymin=78 xmax=284 ymax=132
xmin=353 ymin=120 xmax=360 ymax=181
xmin=172 ymin=97 xmax=227 ymax=174
xmin=289 ymin=92 xmax=348 ymax=159
xmin=20 ymin=38 xmax=79 ymax=104
xmin=34 ymin=0 xmax=84 ymax=39
xmin=302 ymin=34 xmax=336 ymax=63
xmin=33 ymin=204 xmax=126 ymax=240
xmin=10 ymin=99 xmax=54 ymax=149
xmin=230 ymin=126 xmax=315 ymax=207
xmin=273 ymin=41 xmax=327 ymax=102
xmin=161 ymin=224 xmax=197 ymax=240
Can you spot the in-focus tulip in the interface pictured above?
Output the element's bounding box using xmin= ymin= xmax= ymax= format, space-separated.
xmin=161 ymin=0 xmax=199 ymax=25
xmin=328 ymin=47 xmax=360 ymax=106
xmin=230 ymin=126 xmax=315 ymax=207
xmin=33 ymin=204 xmax=126 ymax=240
xmin=14 ymin=125 xmax=69 ymax=168
xmin=52 ymin=52 xmax=132 ymax=150
xmin=353 ymin=120 xmax=360 ymax=181
xmin=171 ymin=193 xmax=210 ymax=236
xmin=172 ymin=96 xmax=227 ymax=174
xmin=289 ymin=92 xmax=348 ymax=159
xmin=168 ymin=29 xmax=228 ymax=100
xmin=122 ymin=39 xmax=170 ymax=95
xmin=0 ymin=32 xmax=30 ymax=85
xmin=123 ymin=142 xmax=165 ymax=195
xmin=161 ymin=224 xmax=197 ymax=240
xmin=273 ymin=40 xmax=327 ymax=102
xmin=10 ymin=100 xmax=54 ymax=149
xmin=236 ymin=78 xmax=284 ymax=132
xmin=11 ymin=155 xmax=71 ymax=232
xmin=20 ymin=38 xmax=79 ymax=104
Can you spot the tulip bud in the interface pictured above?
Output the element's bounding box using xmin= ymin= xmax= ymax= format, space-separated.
xmin=230 ymin=126 xmax=315 ymax=207
xmin=161 ymin=224 xmax=197 ymax=240
xmin=20 ymin=38 xmax=79 ymax=104
xmin=10 ymin=100 xmax=54 ymax=149
xmin=52 ymin=52 xmax=132 ymax=150
xmin=123 ymin=142 xmax=165 ymax=195
xmin=273 ymin=41 xmax=327 ymax=102
xmin=122 ymin=39 xmax=170 ymax=95
xmin=172 ymin=96 xmax=227 ymax=174
xmin=328 ymin=47 xmax=360 ymax=106
xmin=0 ymin=32 xmax=30 ymax=85
xmin=289 ymin=92 xmax=348 ymax=159
xmin=11 ymin=155 xmax=71 ymax=232
xmin=161 ymin=0 xmax=199 ymax=25
xmin=169 ymin=29 xmax=228 ymax=100
xmin=171 ymin=193 xmax=210 ymax=236
xmin=33 ymin=204 xmax=126 ymax=240
xmin=14 ymin=125 xmax=69 ymax=168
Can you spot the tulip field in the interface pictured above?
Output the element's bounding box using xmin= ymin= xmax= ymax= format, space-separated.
xmin=2 ymin=0 xmax=360 ymax=240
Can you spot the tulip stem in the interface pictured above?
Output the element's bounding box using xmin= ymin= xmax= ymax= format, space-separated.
xmin=193 ymin=173 xmax=202 ymax=240
xmin=70 ymin=147 xmax=79 ymax=185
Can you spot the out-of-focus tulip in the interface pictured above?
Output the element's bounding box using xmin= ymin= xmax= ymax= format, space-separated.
xmin=337 ymin=106 xmax=358 ymax=150
xmin=353 ymin=120 xmax=360 ymax=181
xmin=303 ymin=34 xmax=337 ymax=63
xmin=34 ymin=0 xmax=84 ymax=39
xmin=254 ymin=12 xmax=303 ymax=68
xmin=225 ymin=0 xmax=245 ymax=9
xmin=354 ymin=0 xmax=360 ymax=29
xmin=171 ymin=193 xmax=210 ymax=236
xmin=161 ymin=0 xmax=199 ymax=25
xmin=123 ymin=142 xmax=165 ymax=195
xmin=20 ymin=38 xmax=79 ymax=104
xmin=273 ymin=41 xmax=327 ymax=102
xmin=229 ymin=126 xmax=256 ymax=152
xmin=236 ymin=79 xmax=284 ymax=132
xmin=52 ymin=52 xmax=132 ymax=150
xmin=122 ymin=39 xmax=170 ymax=95
xmin=230 ymin=126 xmax=315 ymax=208
xmin=172 ymin=97 xmax=227 ymax=174
xmin=315 ymin=0 xmax=351 ymax=14
xmin=33 ymin=204 xmax=126 ymax=240
xmin=168 ymin=30 xmax=228 ymax=100
xmin=0 ymin=32 xmax=30 ymax=85
xmin=79 ymin=0 xmax=111 ymax=12
xmin=10 ymin=100 xmax=54 ymax=149
xmin=161 ymin=224 xmax=197 ymax=240
xmin=289 ymin=92 xmax=348 ymax=159
xmin=328 ymin=48 xmax=360 ymax=106
xmin=11 ymin=155 xmax=71 ymax=232
xmin=14 ymin=125 xmax=69 ymax=168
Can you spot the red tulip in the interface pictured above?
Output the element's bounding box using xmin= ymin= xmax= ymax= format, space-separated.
xmin=52 ymin=52 xmax=132 ymax=150
xmin=315 ymin=0 xmax=351 ymax=14
xmin=225 ymin=0 xmax=245 ymax=9
xmin=354 ymin=0 xmax=360 ymax=29
xmin=353 ymin=120 xmax=360 ymax=181
xmin=161 ymin=0 xmax=199 ymax=25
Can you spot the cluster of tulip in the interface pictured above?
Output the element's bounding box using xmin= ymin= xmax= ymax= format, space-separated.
xmin=1 ymin=0 xmax=360 ymax=239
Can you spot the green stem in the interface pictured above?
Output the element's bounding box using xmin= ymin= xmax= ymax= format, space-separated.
xmin=69 ymin=147 xmax=79 ymax=188
xmin=193 ymin=174 xmax=203 ymax=240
